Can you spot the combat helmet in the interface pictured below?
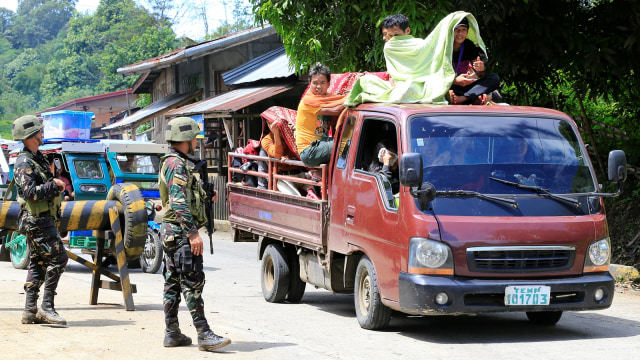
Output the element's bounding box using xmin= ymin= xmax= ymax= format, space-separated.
xmin=12 ymin=115 xmax=43 ymax=141
xmin=165 ymin=117 xmax=200 ymax=142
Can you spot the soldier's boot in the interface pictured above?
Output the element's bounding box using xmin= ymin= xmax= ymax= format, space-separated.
xmin=163 ymin=321 xmax=192 ymax=347
xmin=36 ymin=290 xmax=66 ymax=325
xmin=196 ymin=325 xmax=231 ymax=351
xmin=21 ymin=290 xmax=42 ymax=324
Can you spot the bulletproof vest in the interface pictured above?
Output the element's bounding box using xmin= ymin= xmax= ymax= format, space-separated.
xmin=15 ymin=151 xmax=62 ymax=220
xmin=159 ymin=153 xmax=207 ymax=227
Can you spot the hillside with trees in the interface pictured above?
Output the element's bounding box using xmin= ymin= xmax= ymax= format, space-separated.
xmin=0 ymin=0 xmax=254 ymax=136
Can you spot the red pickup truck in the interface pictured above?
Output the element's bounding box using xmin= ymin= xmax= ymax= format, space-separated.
xmin=227 ymin=103 xmax=627 ymax=330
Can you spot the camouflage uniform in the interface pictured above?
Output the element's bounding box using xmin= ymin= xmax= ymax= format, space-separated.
xmin=160 ymin=150 xmax=210 ymax=334
xmin=14 ymin=148 xmax=67 ymax=295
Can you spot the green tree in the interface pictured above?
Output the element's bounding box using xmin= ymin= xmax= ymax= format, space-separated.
xmin=40 ymin=0 xmax=179 ymax=104
xmin=251 ymin=0 xmax=449 ymax=73
xmin=7 ymin=0 xmax=75 ymax=48
xmin=0 ymin=7 xmax=14 ymax=34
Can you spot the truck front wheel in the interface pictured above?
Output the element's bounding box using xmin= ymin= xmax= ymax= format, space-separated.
xmin=526 ymin=311 xmax=563 ymax=325
xmin=354 ymin=255 xmax=391 ymax=330
xmin=261 ymin=244 xmax=290 ymax=303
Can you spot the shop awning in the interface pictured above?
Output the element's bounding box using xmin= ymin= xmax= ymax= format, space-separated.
xmin=165 ymin=85 xmax=293 ymax=117
xmin=103 ymin=90 xmax=201 ymax=130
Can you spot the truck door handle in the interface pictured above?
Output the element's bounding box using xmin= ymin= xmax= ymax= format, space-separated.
xmin=346 ymin=205 xmax=355 ymax=225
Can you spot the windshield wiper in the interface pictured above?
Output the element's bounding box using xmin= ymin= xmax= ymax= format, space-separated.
xmin=489 ymin=177 xmax=581 ymax=207
xmin=436 ymin=190 xmax=519 ymax=209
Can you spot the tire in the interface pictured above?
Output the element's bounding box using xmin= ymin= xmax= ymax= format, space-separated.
xmin=526 ymin=311 xmax=563 ymax=325
xmin=285 ymin=247 xmax=306 ymax=303
xmin=0 ymin=231 xmax=10 ymax=262
xmin=354 ymin=255 xmax=391 ymax=330
xmin=140 ymin=228 xmax=163 ymax=274
xmin=8 ymin=232 xmax=30 ymax=270
xmin=261 ymin=244 xmax=290 ymax=303
xmin=107 ymin=183 xmax=147 ymax=260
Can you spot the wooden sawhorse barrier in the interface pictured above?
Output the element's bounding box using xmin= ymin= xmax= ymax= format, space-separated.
xmin=64 ymin=206 xmax=136 ymax=310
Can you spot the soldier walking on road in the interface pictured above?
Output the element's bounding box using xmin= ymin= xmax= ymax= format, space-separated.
xmin=11 ymin=115 xmax=68 ymax=326
xmin=158 ymin=117 xmax=231 ymax=351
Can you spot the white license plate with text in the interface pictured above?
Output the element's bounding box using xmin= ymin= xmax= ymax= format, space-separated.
xmin=504 ymin=285 xmax=550 ymax=306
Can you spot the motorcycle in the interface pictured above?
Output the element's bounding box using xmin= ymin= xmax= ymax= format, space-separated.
xmin=139 ymin=200 xmax=163 ymax=274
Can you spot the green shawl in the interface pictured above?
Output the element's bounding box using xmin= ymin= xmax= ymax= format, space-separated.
xmin=344 ymin=11 xmax=487 ymax=107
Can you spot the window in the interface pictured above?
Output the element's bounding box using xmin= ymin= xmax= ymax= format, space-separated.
xmin=116 ymin=154 xmax=161 ymax=174
xmin=74 ymin=160 xmax=103 ymax=179
xmin=356 ymin=118 xmax=399 ymax=209
xmin=336 ymin=116 xmax=356 ymax=169
xmin=408 ymin=115 xmax=595 ymax=194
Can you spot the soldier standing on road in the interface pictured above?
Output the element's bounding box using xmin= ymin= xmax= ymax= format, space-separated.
xmin=158 ymin=116 xmax=231 ymax=351
xmin=11 ymin=115 xmax=68 ymax=326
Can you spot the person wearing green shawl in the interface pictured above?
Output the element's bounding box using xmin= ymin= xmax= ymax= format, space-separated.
xmin=344 ymin=11 xmax=498 ymax=107
xmin=448 ymin=16 xmax=500 ymax=105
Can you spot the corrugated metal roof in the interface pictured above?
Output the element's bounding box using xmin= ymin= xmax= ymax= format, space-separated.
xmin=165 ymin=86 xmax=293 ymax=117
xmin=103 ymin=90 xmax=200 ymax=130
xmin=117 ymin=26 xmax=276 ymax=76
xmin=222 ymin=47 xmax=296 ymax=86
xmin=36 ymin=89 xmax=133 ymax=116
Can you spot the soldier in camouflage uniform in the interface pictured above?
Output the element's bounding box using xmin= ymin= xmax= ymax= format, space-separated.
xmin=11 ymin=115 xmax=68 ymax=326
xmin=158 ymin=117 xmax=231 ymax=351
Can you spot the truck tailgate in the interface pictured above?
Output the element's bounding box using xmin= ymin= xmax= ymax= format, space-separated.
xmin=228 ymin=184 xmax=327 ymax=251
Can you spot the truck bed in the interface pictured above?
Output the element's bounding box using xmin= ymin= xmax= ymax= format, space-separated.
xmin=227 ymin=183 xmax=328 ymax=252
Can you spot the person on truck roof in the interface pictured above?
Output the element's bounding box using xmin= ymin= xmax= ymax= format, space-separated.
xmin=159 ymin=116 xmax=231 ymax=352
xmin=296 ymin=63 xmax=347 ymax=179
xmin=11 ymin=114 xmax=68 ymax=326
xmin=344 ymin=11 xmax=498 ymax=107
xmin=447 ymin=16 xmax=500 ymax=105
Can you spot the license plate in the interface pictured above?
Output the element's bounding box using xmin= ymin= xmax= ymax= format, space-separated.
xmin=504 ymin=285 xmax=551 ymax=306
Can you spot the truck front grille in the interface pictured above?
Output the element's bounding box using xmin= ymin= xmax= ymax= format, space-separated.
xmin=466 ymin=246 xmax=575 ymax=273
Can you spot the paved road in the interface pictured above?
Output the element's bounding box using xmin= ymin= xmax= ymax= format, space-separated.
xmin=1 ymin=229 xmax=639 ymax=360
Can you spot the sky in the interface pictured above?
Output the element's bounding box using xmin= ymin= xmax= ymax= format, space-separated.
xmin=3 ymin=0 xmax=250 ymax=40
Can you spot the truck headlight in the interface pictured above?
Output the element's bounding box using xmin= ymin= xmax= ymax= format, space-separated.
xmin=584 ymin=237 xmax=610 ymax=272
xmin=408 ymin=238 xmax=454 ymax=275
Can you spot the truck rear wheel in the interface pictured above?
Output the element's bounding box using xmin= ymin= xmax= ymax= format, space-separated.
xmin=285 ymin=247 xmax=306 ymax=303
xmin=261 ymin=244 xmax=290 ymax=303
xmin=526 ymin=311 xmax=563 ymax=325
xmin=354 ymin=255 xmax=391 ymax=330
xmin=9 ymin=232 xmax=29 ymax=270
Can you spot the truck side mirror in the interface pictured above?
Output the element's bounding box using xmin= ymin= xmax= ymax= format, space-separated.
xmin=607 ymin=150 xmax=627 ymax=183
xmin=399 ymin=152 xmax=423 ymax=187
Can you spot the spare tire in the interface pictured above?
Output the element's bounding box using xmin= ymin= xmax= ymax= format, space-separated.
xmin=107 ymin=183 xmax=147 ymax=260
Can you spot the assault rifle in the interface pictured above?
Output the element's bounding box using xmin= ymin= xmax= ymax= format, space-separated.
xmin=192 ymin=158 xmax=216 ymax=254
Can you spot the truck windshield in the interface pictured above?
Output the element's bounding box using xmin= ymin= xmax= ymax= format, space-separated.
xmin=409 ymin=115 xmax=596 ymax=195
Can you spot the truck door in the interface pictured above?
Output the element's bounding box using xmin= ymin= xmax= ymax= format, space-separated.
xmin=338 ymin=116 xmax=402 ymax=301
